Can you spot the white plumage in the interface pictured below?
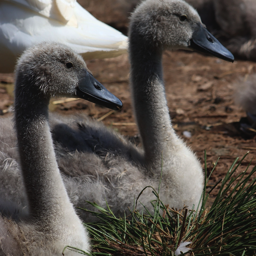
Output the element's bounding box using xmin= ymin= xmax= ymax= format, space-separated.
xmin=0 ymin=0 xmax=128 ymax=72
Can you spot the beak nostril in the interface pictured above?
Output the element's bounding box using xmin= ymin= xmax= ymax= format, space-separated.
xmin=207 ymin=35 xmax=214 ymax=43
xmin=94 ymin=82 xmax=102 ymax=90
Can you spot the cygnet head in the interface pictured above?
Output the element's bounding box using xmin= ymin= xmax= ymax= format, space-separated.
xmin=130 ymin=0 xmax=234 ymax=62
xmin=15 ymin=42 xmax=122 ymax=110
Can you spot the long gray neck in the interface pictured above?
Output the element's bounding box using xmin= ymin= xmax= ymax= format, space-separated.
xmin=129 ymin=30 xmax=177 ymax=173
xmin=15 ymin=78 xmax=75 ymax=226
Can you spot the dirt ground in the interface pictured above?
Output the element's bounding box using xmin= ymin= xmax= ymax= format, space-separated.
xmin=1 ymin=50 xmax=256 ymax=201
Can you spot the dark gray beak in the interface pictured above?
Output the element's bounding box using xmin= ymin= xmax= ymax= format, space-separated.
xmin=190 ymin=24 xmax=234 ymax=62
xmin=76 ymin=71 xmax=122 ymax=111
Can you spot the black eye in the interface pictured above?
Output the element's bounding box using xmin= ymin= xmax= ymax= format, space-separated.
xmin=180 ymin=15 xmax=187 ymax=22
xmin=66 ymin=62 xmax=73 ymax=69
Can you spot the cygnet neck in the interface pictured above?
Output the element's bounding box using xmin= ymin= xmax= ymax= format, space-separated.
xmin=129 ymin=30 xmax=178 ymax=173
xmin=15 ymin=75 xmax=75 ymax=226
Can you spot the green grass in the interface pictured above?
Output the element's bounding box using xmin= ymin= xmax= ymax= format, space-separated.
xmin=64 ymin=153 xmax=256 ymax=255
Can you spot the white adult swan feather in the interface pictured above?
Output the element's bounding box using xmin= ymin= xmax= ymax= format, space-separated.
xmin=0 ymin=42 xmax=122 ymax=255
xmin=0 ymin=0 xmax=234 ymax=222
xmin=0 ymin=0 xmax=128 ymax=72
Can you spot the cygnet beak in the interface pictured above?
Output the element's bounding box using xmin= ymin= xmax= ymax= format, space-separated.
xmin=190 ymin=23 xmax=234 ymax=62
xmin=76 ymin=71 xmax=122 ymax=111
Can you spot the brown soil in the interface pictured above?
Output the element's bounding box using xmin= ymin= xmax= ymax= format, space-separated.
xmin=1 ymin=50 xmax=256 ymax=202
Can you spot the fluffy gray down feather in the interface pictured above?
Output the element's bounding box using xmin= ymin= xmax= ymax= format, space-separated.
xmin=0 ymin=0 xmax=205 ymax=223
xmin=0 ymin=113 xmax=153 ymax=221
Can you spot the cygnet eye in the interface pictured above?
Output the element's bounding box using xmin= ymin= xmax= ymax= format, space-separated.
xmin=180 ymin=15 xmax=187 ymax=22
xmin=66 ymin=62 xmax=73 ymax=69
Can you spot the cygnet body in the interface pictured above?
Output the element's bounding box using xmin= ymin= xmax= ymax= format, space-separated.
xmin=0 ymin=0 xmax=234 ymax=222
xmin=0 ymin=42 xmax=122 ymax=255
